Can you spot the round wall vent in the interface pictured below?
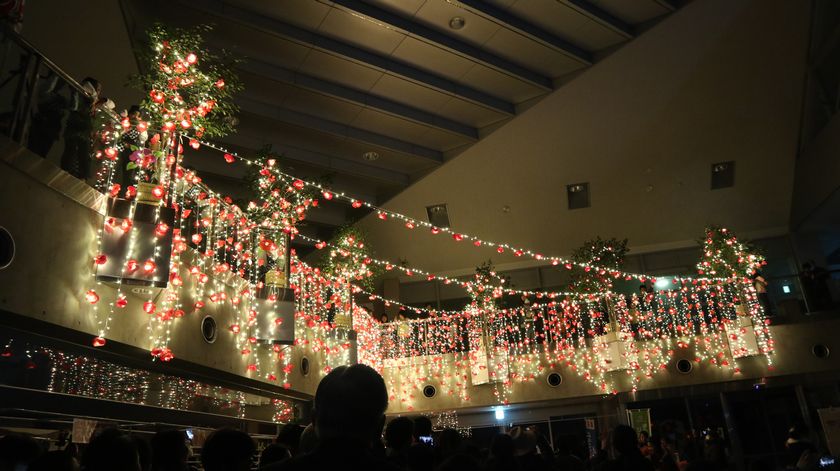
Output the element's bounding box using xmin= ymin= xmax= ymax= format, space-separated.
xmin=301 ymin=357 xmax=310 ymax=377
xmin=813 ymin=344 xmax=830 ymax=359
xmin=423 ymin=385 xmax=437 ymax=398
xmin=676 ymin=359 xmax=693 ymax=374
xmin=201 ymin=316 xmax=217 ymax=343
xmin=547 ymin=372 xmax=563 ymax=387
xmin=0 ymin=227 xmax=14 ymax=270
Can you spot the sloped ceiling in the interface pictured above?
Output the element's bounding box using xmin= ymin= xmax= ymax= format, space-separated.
xmin=119 ymin=0 xmax=681 ymax=256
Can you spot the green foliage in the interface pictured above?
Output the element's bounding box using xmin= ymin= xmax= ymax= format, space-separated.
xmin=130 ymin=23 xmax=242 ymax=139
xmin=468 ymin=259 xmax=512 ymax=309
xmin=696 ymin=226 xmax=765 ymax=278
xmin=245 ymin=146 xmax=319 ymax=234
xmin=569 ymin=237 xmax=629 ymax=295
xmin=320 ymin=225 xmax=381 ymax=290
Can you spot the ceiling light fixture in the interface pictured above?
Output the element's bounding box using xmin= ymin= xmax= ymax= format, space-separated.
xmin=362 ymin=151 xmax=380 ymax=161
xmin=449 ymin=16 xmax=466 ymax=30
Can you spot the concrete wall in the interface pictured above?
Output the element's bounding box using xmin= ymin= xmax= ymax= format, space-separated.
xmin=382 ymin=317 xmax=840 ymax=414
xmin=359 ymin=0 xmax=809 ymax=276
xmin=0 ymin=141 xmax=322 ymax=403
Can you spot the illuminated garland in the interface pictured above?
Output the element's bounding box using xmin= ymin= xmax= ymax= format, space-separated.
xmin=183 ymin=136 xmax=727 ymax=285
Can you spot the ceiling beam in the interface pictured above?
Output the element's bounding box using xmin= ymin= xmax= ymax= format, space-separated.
xmin=238 ymin=59 xmax=479 ymax=141
xmin=221 ymin=133 xmax=411 ymax=187
xmin=180 ymin=0 xmax=515 ymax=115
xmin=455 ymin=0 xmax=594 ymax=62
xmin=330 ymin=0 xmax=554 ymax=90
xmin=237 ymin=95 xmax=444 ymax=163
xmin=564 ymin=0 xmax=635 ymax=38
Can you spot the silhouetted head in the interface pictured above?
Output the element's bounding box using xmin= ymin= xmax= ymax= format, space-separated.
xmin=81 ymin=77 xmax=101 ymax=96
xmin=312 ymin=364 xmax=388 ymax=444
xmin=437 ymin=428 xmax=462 ymax=458
xmin=82 ymin=428 xmax=141 ymax=471
xmin=200 ymin=429 xmax=255 ymax=471
xmin=275 ymin=424 xmax=303 ymax=456
xmin=612 ymin=425 xmax=639 ymax=456
xmin=489 ymin=433 xmax=514 ymax=460
xmin=28 ymin=450 xmax=78 ymax=471
xmin=150 ymin=430 xmax=189 ymax=471
xmin=508 ymin=427 xmax=537 ymax=457
xmin=413 ymin=416 xmax=433 ymax=442
xmin=258 ymin=443 xmax=291 ymax=468
xmin=298 ymin=424 xmax=318 ymax=455
xmin=0 ymin=434 xmax=42 ymax=470
xmin=385 ymin=417 xmax=414 ymax=451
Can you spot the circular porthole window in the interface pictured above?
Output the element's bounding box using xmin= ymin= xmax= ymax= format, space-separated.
xmin=300 ymin=357 xmax=310 ymax=377
xmin=423 ymin=385 xmax=437 ymax=398
xmin=676 ymin=359 xmax=693 ymax=374
xmin=201 ymin=316 xmax=217 ymax=344
xmin=0 ymin=227 xmax=14 ymax=270
xmin=547 ymin=372 xmax=563 ymax=387
xmin=813 ymin=344 xmax=830 ymax=359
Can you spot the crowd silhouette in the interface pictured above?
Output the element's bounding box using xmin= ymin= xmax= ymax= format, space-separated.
xmin=0 ymin=364 xmax=826 ymax=471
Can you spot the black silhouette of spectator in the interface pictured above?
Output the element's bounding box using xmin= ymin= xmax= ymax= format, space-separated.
xmin=150 ymin=430 xmax=190 ymax=471
xmin=60 ymin=77 xmax=99 ymax=179
xmin=413 ymin=416 xmax=433 ymax=444
xmin=200 ymin=428 xmax=255 ymax=471
xmin=436 ymin=453 xmax=482 ymax=471
xmin=509 ymin=426 xmax=549 ymax=471
xmin=297 ymin=424 xmax=318 ymax=455
xmin=82 ymin=428 xmax=142 ymax=471
xmin=28 ymin=72 xmax=67 ymax=158
xmin=384 ymin=416 xmax=413 ymax=468
xmin=554 ymin=434 xmax=584 ymax=471
xmin=436 ymin=428 xmax=462 ymax=462
xmin=0 ymin=434 xmax=41 ymax=470
xmin=259 ymin=443 xmax=291 ymax=469
xmin=134 ymin=434 xmax=152 ymax=471
xmin=485 ymin=433 xmax=518 ymax=471
xmin=275 ymin=424 xmax=304 ymax=457
xmin=606 ymin=425 xmax=654 ymax=471
xmin=263 ymin=364 xmax=396 ymax=471
xmin=28 ymin=450 xmax=79 ymax=471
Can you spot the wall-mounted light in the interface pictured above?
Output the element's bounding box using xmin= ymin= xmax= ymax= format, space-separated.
xmin=449 ymin=16 xmax=466 ymax=30
xmin=426 ymin=204 xmax=451 ymax=228
xmin=782 ymin=285 xmax=791 ymax=294
xmin=567 ymin=183 xmax=590 ymax=209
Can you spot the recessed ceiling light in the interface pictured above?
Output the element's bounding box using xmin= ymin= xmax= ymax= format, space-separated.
xmin=449 ymin=16 xmax=465 ymax=30
xmin=362 ymin=151 xmax=379 ymax=161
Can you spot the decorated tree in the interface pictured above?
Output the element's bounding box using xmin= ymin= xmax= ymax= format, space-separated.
xmin=245 ymin=146 xmax=319 ymax=239
xmin=131 ymin=23 xmax=242 ymax=140
xmin=696 ymin=226 xmax=765 ymax=278
xmin=569 ymin=237 xmax=629 ymax=295
xmin=244 ymin=146 xmax=321 ymax=288
xmin=320 ymin=225 xmax=379 ymax=290
xmin=467 ymin=260 xmax=511 ymax=310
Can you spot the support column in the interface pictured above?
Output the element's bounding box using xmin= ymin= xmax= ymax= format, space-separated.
xmin=719 ymin=392 xmax=745 ymax=471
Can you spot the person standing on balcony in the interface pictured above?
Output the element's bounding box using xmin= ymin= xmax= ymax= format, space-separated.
xmin=0 ymin=0 xmax=24 ymax=33
xmin=28 ymin=71 xmax=66 ymax=158
xmin=751 ymin=270 xmax=772 ymax=316
xmin=60 ymin=77 xmax=99 ymax=179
